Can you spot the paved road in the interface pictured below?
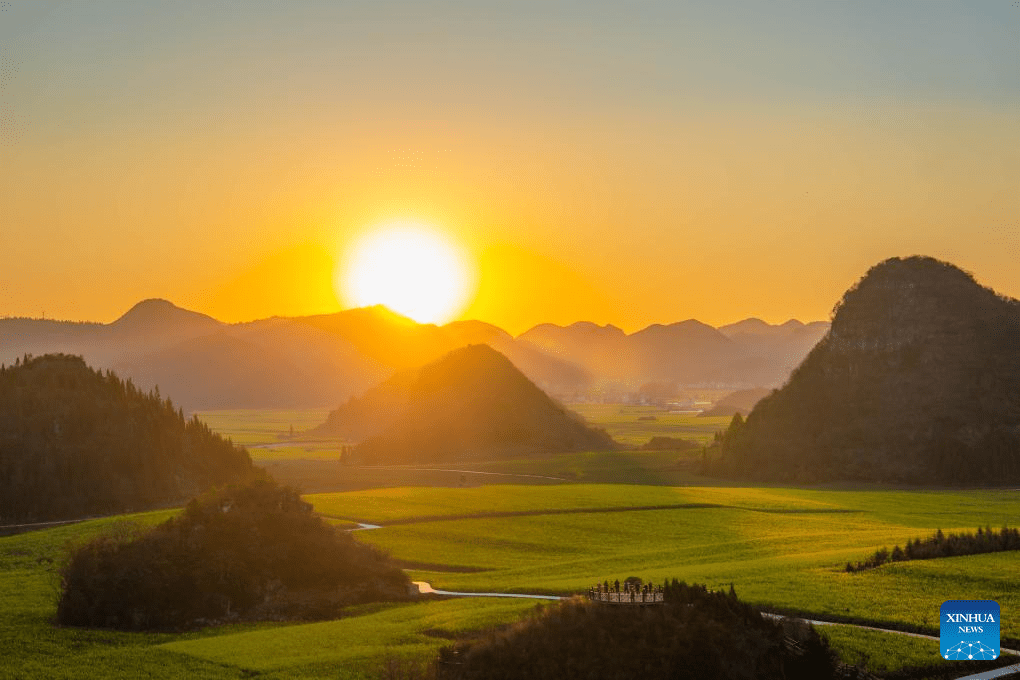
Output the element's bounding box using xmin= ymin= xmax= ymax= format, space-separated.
xmin=413 ymin=581 xmax=562 ymax=601
xmin=954 ymin=663 xmax=1020 ymax=679
xmin=410 ymin=581 xmax=1020 ymax=679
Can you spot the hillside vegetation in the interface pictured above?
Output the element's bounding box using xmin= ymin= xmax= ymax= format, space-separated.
xmin=720 ymin=256 xmax=1020 ymax=484
xmin=57 ymin=479 xmax=409 ymax=630
xmin=318 ymin=345 xmax=615 ymax=463
xmin=0 ymin=354 xmax=255 ymax=522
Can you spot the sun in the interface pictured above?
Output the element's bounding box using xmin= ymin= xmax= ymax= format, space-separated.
xmin=336 ymin=223 xmax=475 ymax=324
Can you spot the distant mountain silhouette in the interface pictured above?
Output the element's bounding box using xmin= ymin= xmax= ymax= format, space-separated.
xmin=0 ymin=354 xmax=256 ymax=522
xmin=718 ymin=317 xmax=827 ymax=339
xmin=720 ymin=256 xmax=1020 ymax=485
xmin=1 ymin=300 xmax=826 ymax=411
xmin=318 ymin=345 xmax=615 ymax=463
xmin=700 ymin=387 xmax=772 ymax=417
xmin=109 ymin=298 xmax=221 ymax=336
xmin=518 ymin=317 xmax=828 ymax=388
xmin=0 ymin=302 xmax=586 ymax=410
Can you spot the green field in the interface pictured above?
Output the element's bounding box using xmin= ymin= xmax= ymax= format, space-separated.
xmin=0 ymin=511 xmax=537 ymax=679
xmin=4 ymin=484 xmax=1018 ymax=677
xmin=193 ymin=409 xmax=334 ymax=446
xmin=819 ymin=625 xmax=950 ymax=673
xmin=5 ymin=407 xmax=1018 ymax=678
xmin=308 ymin=485 xmax=1020 ymax=640
xmin=161 ymin=599 xmax=536 ymax=679
xmin=569 ymin=404 xmax=731 ymax=446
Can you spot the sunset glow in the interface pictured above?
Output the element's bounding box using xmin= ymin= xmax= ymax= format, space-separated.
xmin=336 ymin=224 xmax=475 ymax=324
xmin=0 ymin=3 xmax=1017 ymax=332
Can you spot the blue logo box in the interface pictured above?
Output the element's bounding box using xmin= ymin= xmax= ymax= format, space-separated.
xmin=940 ymin=600 xmax=1000 ymax=660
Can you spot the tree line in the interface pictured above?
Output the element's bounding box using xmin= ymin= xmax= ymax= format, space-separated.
xmin=0 ymin=354 xmax=255 ymax=522
xmin=846 ymin=525 xmax=1020 ymax=572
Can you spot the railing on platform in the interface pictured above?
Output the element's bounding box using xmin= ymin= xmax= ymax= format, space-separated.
xmin=587 ymin=583 xmax=665 ymax=605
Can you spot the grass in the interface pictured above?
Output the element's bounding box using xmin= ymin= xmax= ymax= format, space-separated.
xmin=6 ymin=404 xmax=1020 ymax=680
xmin=0 ymin=510 xmax=536 ymax=679
xmin=246 ymin=444 xmax=346 ymax=462
xmin=819 ymin=624 xmax=1019 ymax=677
xmin=161 ymin=599 xmax=537 ymax=678
xmin=306 ymin=484 xmax=1019 ymax=525
xmin=193 ymin=409 xmax=334 ymax=446
xmin=818 ymin=625 xmax=947 ymax=672
xmin=309 ymin=484 xmax=1020 ymax=639
xmin=307 ymin=483 xmax=850 ymax=523
xmin=0 ymin=510 xmax=271 ymax=680
xmin=569 ymin=404 xmax=730 ymax=446
xmin=445 ymin=449 xmax=711 ymax=485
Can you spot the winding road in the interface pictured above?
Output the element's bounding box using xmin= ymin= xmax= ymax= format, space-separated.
xmin=353 ymin=518 xmax=1020 ymax=678
xmin=412 ymin=581 xmax=562 ymax=601
xmin=408 ymin=580 xmax=1020 ymax=679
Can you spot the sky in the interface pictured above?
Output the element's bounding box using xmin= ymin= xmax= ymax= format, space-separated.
xmin=1 ymin=1 xmax=1018 ymax=334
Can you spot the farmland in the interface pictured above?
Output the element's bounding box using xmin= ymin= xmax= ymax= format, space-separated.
xmin=569 ymin=403 xmax=731 ymax=446
xmin=193 ymin=409 xmax=334 ymax=447
xmin=307 ymin=484 xmax=1020 ymax=640
xmin=0 ymin=509 xmax=536 ymax=679
xmin=195 ymin=405 xmax=731 ymax=490
xmin=2 ymin=408 xmax=1016 ymax=678
xmin=3 ymin=484 xmax=1018 ymax=678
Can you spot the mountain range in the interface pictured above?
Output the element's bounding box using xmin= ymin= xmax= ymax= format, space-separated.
xmin=517 ymin=318 xmax=828 ymax=390
xmin=0 ymin=300 xmax=827 ymax=411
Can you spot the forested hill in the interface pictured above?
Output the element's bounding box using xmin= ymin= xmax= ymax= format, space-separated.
xmin=350 ymin=344 xmax=616 ymax=463
xmin=720 ymin=256 xmax=1020 ymax=485
xmin=0 ymin=354 xmax=257 ymax=522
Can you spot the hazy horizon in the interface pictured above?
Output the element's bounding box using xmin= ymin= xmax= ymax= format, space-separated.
xmin=2 ymin=295 xmax=833 ymax=334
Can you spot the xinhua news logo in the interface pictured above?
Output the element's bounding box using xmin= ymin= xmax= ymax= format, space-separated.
xmin=940 ymin=600 xmax=1000 ymax=660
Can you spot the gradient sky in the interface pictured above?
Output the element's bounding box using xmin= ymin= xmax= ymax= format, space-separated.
xmin=1 ymin=1 xmax=1018 ymax=333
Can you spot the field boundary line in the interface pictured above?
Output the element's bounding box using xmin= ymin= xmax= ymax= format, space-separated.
xmin=355 ymin=465 xmax=568 ymax=481
xmin=319 ymin=503 xmax=862 ymax=527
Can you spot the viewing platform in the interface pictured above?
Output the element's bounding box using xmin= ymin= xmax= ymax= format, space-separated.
xmin=587 ymin=581 xmax=664 ymax=605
